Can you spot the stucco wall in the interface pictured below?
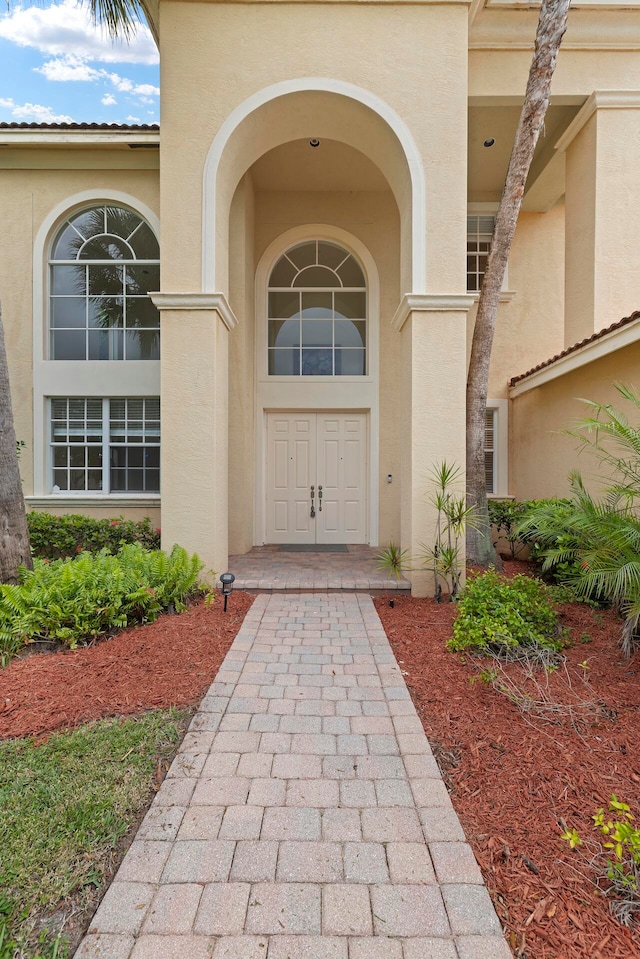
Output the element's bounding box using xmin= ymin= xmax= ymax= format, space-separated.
xmin=510 ymin=341 xmax=640 ymax=500
xmin=468 ymin=204 xmax=566 ymax=400
xmin=0 ymin=154 xmax=159 ymax=522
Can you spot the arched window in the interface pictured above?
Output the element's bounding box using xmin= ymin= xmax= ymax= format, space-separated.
xmin=267 ymin=240 xmax=367 ymax=376
xmin=49 ymin=204 xmax=160 ymax=360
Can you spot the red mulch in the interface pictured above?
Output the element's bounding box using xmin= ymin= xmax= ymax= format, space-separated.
xmin=0 ymin=592 xmax=254 ymax=741
xmin=375 ymin=565 xmax=640 ymax=959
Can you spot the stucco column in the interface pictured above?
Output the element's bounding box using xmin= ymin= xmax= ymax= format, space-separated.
xmin=150 ymin=293 xmax=238 ymax=577
xmin=392 ymin=295 xmax=472 ymax=598
xmin=559 ymin=92 xmax=640 ymax=346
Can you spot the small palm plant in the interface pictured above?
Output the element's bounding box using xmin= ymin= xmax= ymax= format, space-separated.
xmin=520 ymin=384 xmax=640 ymax=656
xmin=421 ymin=461 xmax=478 ymax=602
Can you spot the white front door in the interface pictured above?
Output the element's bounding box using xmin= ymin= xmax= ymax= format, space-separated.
xmin=266 ymin=412 xmax=368 ymax=544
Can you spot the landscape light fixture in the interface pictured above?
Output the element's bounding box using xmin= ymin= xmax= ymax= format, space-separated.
xmin=220 ymin=572 xmax=235 ymax=612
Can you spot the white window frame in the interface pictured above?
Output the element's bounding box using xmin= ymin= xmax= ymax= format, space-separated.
xmin=486 ymin=398 xmax=509 ymax=498
xmin=49 ymin=397 xmax=160 ymax=496
xmin=31 ymin=190 xmax=161 ymax=500
xmin=467 ymin=204 xmax=514 ymax=299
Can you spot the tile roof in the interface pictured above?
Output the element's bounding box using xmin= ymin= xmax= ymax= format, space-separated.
xmin=0 ymin=122 xmax=159 ymax=131
xmin=509 ymin=310 xmax=640 ymax=386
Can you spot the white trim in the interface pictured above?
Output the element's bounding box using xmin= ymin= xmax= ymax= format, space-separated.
xmin=254 ymin=225 xmax=380 ymax=547
xmin=509 ymin=318 xmax=640 ymax=397
xmin=487 ymin=398 xmax=509 ymax=497
xmin=391 ymin=294 xmax=476 ymax=332
xmin=555 ymin=91 xmax=640 ymax=153
xmin=470 ymin=291 xmax=517 ymax=304
xmin=32 ymin=190 xmax=161 ymax=495
xmin=149 ymin=292 xmax=239 ymax=330
xmin=0 ymin=129 xmax=159 ymax=147
xmin=202 ymin=77 xmax=426 ymax=294
xmin=26 ymin=496 xmax=160 ymax=509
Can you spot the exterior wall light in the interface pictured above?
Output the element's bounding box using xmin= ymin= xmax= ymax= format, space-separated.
xmin=220 ymin=572 xmax=235 ymax=612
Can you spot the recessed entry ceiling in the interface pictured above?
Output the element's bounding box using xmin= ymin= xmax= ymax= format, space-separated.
xmin=468 ymin=103 xmax=580 ymax=201
xmin=250 ymin=138 xmax=390 ymax=192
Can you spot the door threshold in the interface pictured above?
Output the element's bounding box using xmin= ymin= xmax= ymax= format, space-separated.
xmin=278 ymin=544 xmax=349 ymax=553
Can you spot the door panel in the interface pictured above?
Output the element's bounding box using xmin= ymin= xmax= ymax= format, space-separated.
xmin=266 ymin=414 xmax=316 ymax=543
xmin=266 ymin=412 xmax=367 ymax=544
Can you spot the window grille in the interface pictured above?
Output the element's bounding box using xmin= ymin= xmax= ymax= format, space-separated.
xmin=267 ymin=240 xmax=367 ymax=376
xmin=51 ymin=397 xmax=160 ymax=493
xmin=467 ymin=215 xmax=496 ymax=293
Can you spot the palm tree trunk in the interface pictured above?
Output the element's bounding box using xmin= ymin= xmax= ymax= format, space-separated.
xmin=466 ymin=0 xmax=571 ymax=566
xmin=0 ymin=304 xmax=33 ymax=583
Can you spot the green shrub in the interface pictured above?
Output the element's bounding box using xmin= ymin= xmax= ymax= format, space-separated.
xmin=448 ymin=570 xmax=562 ymax=654
xmin=27 ymin=513 xmax=161 ymax=560
xmin=0 ymin=544 xmax=203 ymax=659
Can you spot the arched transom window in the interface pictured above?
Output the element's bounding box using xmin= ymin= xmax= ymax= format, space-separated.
xmin=267 ymin=240 xmax=367 ymax=376
xmin=49 ymin=204 xmax=160 ymax=361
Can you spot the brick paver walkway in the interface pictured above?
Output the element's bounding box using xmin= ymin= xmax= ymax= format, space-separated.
xmin=77 ymin=594 xmax=511 ymax=959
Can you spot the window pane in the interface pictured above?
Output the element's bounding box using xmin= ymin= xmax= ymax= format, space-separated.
xmin=88 ymin=264 xmax=123 ymax=296
xmin=52 ymin=223 xmax=84 ymax=260
xmin=51 ymin=265 xmax=85 ymax=295
xmin=485 ymin=452 xmax=495 ymax=493
xmin=301 ymin=321 xmax=332 ymax=348
xmin=69 ymin=446 xmax=85 ymax=468
xmin=107 ymin=206 xmax=140 ymax=239
xmin=126 ymin=298 xmax=159 ymax=328
xmin=124 ymin=330 xmax=160 ymax=360
xmin=70 ymin=208 xmax=103 ymax=240
xmin=126 ymin=264 xmax=160 ymax=295
xmin=301 ymin=292 xmax=332 ymax=318
xmin=334 ymin=320 xmax=365 ymax=349
xmin=145 ymin=447 xmax=160 ymax=468
xmin=302 ymin=349 xmax=332 ymax=375
xmin=111 ymin=469 xmax=126 ymax=491
xmin=145 ymin=468 xmax=160 ymax=492
xmin=52 ymin=330 xmax=86 ymax=360
xmin=127 ymin=469 xmax=144 ymax=491
xmin=51 ymin=298 xmax=86 ymax=329
xmin=89 ymin=297 xmax=123 ymax=329
xmin=127 ymin=448 xmax=144 ymax=468
xmin=128 ymin=221 xmax=159 ymax=259
xmin=53 ymin=469 xmax=68 ymax=489
xmin=87 ymin=447 xmax=102 ymax=468
xmin=269 ymin=255 xmax=296 ymax=287
xmin=334 ymin=292 xmax=366 ymax=319
xmin=88 ymin=329 xmax=123 ymax=360
xmin=87 ymin=470 xmax=103 ymax=490
xmin=287 ymin=242 xmax=316 ymax=270
xmin=268 ymin=292 xmax=299 ymax=319
xmin=79 ymin=236 xmax=131 ymax=261
xmin=335 ymin=349 xmax=366 ymax=375
xmin=69 ymin=469 xmax=86 ymax=490
xmin=318 ymin=241 xmax=347 ymax=270
xmin=336 ymin=256 xmax=365 ymax=287
xmin=268 ymin=320 xmax=300 ymax=349
xmin=293 ymin=265 xmax=336 ymax=288
xmin=268 ymin=349 xmax=299 ymax=375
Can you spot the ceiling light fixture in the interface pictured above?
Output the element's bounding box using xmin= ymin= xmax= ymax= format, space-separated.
xmin=309 ymin=138 xmax=320 ymax=148
xmin=483 ymin=138 xmax=496 ymax=148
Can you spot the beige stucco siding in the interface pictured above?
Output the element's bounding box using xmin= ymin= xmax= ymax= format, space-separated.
xmin=510 ymin=342 xmax=640 ymax=500
xmin=0 ymin=159 xmax=159 ymax=519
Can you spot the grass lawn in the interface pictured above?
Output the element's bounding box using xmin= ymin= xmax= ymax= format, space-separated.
xmin=0 ymin=709 xmax=190 ymax=959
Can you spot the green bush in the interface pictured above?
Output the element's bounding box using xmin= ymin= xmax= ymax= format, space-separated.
xmin=0 ymin=544 xmax=203 ymax=660
xmin=448 ymin=570 xmax=562 ymax=654
xmin=27 ymin=513 xmax=161 ymax=560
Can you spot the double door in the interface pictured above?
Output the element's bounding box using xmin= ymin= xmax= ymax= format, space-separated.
xmin=265 ymin=412 xmax=367 ymax=544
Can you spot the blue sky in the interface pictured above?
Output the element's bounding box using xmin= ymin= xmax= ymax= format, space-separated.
xmin=0 ymin=0 xmax=159 ymax=125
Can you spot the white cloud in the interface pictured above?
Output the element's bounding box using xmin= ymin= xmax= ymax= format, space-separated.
xmin=0 ymin=97 xmax=73 ymax=122
xmin=126 ymin=114 xmax=141 ymax=123
xmin=36 ymin=54 xmax=101 ymax=82
xmin=131 ymin=83 xmax=158 ymax=97
xmin=101 ymin=93 xmax=117 ymax=106
xmin=107 ymin=72 xmax=159 ymax=98
xmin=0 ymin=0 xmax=158 ymax=65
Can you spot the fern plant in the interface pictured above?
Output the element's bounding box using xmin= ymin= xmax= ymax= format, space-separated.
xmin=520 ymin=384 xmax=640 ymax=656
xmin=0 ymin=545 xmax=203 ymax=660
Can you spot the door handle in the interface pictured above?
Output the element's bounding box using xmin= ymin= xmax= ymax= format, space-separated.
xmin=310 ymin=485 xmax=315 ymax=518
xmin=318 ymin=485 xmax=323 ymax=512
